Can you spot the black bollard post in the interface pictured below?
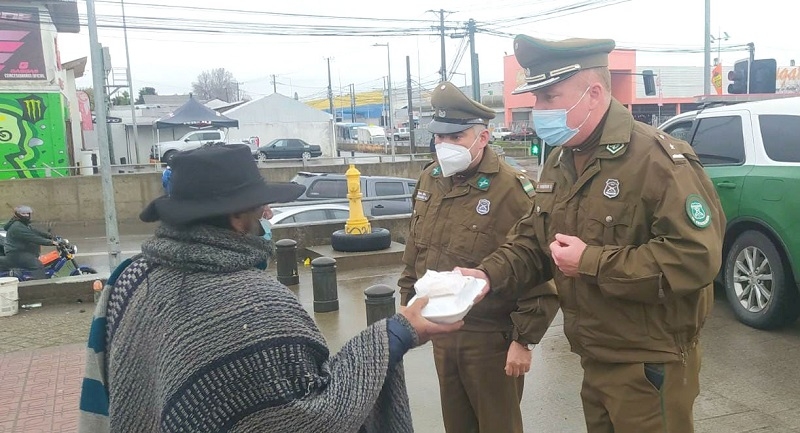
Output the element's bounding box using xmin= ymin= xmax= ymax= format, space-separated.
xmin=364 ymin=284 xmax=396 ymax=326
xmin=275 ymin=239 xmax=299 ymax=286
xmin=311 ymin=257 xmax=338 ymax=312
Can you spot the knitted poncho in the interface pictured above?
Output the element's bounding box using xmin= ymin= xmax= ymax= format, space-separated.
xmin=79 ymin=224 xmax=415 ymax=432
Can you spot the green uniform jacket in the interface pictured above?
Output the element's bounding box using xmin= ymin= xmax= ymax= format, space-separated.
xmin=399 ymin=149 xmax=558 ymax=345
xmin=3 ymin=219 xmax=52 ymax=256
xmin=479 ymin=100 xmax=725 ymax=363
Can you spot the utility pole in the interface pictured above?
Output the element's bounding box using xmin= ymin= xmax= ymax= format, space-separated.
xmin=406 ymin=55 xmax=415 ymax=154
xmin=86 ymin=0 xmax=121 ymax=270
xmin=271 ymin=74 xmax=277 ymax=94
xmin=349 ymin=83 xmax=356 ymax=123
xmin=120 ymin=0 xmax=139 ymax=164
xmin=326 ymin=57 xmax=334 ymax=121
xmin=427 ymin=9 xmax=449 ymax=82
xmin=747 ymin=42 xmax=755 ymax=94
xmin=467 ymin=18 xmax=480 ymax=102
xmin=703 ymin=0 xmax=711 ymax=95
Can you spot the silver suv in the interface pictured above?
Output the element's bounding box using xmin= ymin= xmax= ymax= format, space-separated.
xmin=289 ymin=172 xmax=416 ymax=217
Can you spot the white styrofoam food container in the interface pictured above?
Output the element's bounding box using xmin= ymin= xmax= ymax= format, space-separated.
xmin=407 ymin=276 xmax=486 ymax=324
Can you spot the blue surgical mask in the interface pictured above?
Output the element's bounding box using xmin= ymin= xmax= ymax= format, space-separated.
xmin=259 ymin=218 xmax=272 ymax=241
xmin=532 ymin=87 xmax=592 ymax=147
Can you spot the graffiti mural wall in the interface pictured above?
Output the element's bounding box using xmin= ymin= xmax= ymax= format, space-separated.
xmin=0 ymin=93 xmax=68 ymax=179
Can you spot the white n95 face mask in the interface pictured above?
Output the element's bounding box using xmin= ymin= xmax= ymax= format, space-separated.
xmin=436 ymin=134 xmax=479 ymax=177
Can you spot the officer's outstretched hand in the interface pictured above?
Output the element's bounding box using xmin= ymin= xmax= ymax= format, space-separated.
xmin=400 ymin=296 xmax=463 ymax=345
xmin=505 ymin=341 xmax=532 ymax=377
xmin=454 ymin=267 xmax=491 ymax=303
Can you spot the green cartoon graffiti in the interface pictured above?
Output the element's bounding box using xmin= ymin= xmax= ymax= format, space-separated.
xmin=0 ymin=93 xmax=67 ymax=179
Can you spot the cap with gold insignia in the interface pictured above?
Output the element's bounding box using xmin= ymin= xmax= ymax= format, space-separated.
xmin=512 ymin=35 xmax=615 ymax=95
xmin=428 ymin=81 xmax=496 ymax=134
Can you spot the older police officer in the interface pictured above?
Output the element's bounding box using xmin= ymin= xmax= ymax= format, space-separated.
xmin=459 ymin=36 xmax=725 ymax=433
xmin=399 ymin=81 xmax=558 ymax=433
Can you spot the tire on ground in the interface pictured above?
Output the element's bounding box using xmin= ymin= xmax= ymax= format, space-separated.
xmin=724 ymin=230 xmax=799 ymax=330
xmin=331 ymin=228 xmax=391 ymax=252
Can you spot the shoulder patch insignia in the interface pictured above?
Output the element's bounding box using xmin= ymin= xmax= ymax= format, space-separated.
xmin=606 ymin=143 xmax=625 ymax=154
xmin=477 ymin=176 xmax=490 ymax=190
xmin=685 ymin=194 xmax=711 ymax=228
xmin=517 ymin=175 xmax=535 ymax=197
xmin=431 ymin=166 xmax=441 ymax=177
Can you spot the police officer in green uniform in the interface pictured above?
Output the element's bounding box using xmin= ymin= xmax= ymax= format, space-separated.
xmin=399 ymin=81 xmax=559 ymax=433
xmin=458 ymin=36 xmax=726 ymax=433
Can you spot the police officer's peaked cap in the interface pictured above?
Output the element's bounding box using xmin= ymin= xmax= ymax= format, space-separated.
xmin=512 ymin=35 xmax=615 ymax=94
xmin=428 ymin=81 xmax=495 ymax=134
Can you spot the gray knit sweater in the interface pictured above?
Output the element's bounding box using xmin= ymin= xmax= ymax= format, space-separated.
xmin=90 ymin=224 xmax=416 ymax=432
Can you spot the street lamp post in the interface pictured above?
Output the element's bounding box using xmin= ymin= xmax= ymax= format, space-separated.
xmin=374 ymin=43 xmax=395 ymax=162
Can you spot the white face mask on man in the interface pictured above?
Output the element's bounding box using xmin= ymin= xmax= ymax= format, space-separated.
xmin=435 ymin=133 xmax=480 ymax=177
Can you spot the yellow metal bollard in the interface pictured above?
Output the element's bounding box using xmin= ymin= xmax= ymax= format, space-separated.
xmin=344 ymin=164 xmax=372 ymax=235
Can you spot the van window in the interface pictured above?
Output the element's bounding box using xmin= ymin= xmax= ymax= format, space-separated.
xmin=759 ymin=115 xmax=800 ymax=163
xmin=663 ymin=120 xmax=694 ymax=142
xmin=307 ymin=179 xmax=347 ymax=198
xmin=374 ymin=181 xmax=405 ymax=199
xmin=690 ymin=116 xmax=746 ymax=166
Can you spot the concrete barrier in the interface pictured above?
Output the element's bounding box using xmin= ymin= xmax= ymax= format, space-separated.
xmin=0 ymin=160 xmax=429 ymax=225
xmin=18 ymin=274 xmax=109 ymax=305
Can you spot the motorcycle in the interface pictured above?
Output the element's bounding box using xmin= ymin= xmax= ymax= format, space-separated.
xmin=0 ymin=231 xmax=97 ymax=280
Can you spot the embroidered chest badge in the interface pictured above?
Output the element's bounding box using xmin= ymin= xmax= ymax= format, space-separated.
xmin=415 ymin=190 xmax=430 ymax=201
xmin=477 ymin=176 xmax=490 ymax=190
xmin=685 ymin=194 xmax=711 ymax=228
xmin=606 ymin=143 xmax=625 ymax=154
xmin=476 ymin=198 xmax=491 ymax=215
xmin=431 ymin=166 xmax=441 ymax=177
xmin=603 ymin=179 xmax=620 ymax=198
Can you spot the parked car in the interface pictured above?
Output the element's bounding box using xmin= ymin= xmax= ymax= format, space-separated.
xmin=659 ymin=97 xmax=800 ymax=330
xmin=393 ymin=127 xmax=411 ymax=141
xmin=491 ymin=126 xmax=512 ymax=141
xmin=269 ymin=204 xmax=351 ymax=227
xmin=289 ymin=172 xmax=416 ymax=216
xmin=257 ymin=138 xmax=322 ymax=161
xmin=150 ymin=130 xmax=259 ymax=164
xmin=506 ymin=127 xmax=536 ymax=141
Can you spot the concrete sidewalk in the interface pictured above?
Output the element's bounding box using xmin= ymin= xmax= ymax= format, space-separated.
xmin=1 ymin=263 xmax=800 ymax=432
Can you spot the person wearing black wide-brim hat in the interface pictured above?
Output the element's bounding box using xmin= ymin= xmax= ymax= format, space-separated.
xmin=79 ymin=144 xmax=464 ymax=432
xmin=457 ymin=35 xmax=725 ymax=433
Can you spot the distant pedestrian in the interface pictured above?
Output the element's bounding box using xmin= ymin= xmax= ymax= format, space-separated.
xmin=161 ymin=165 xmax=172 ymax=195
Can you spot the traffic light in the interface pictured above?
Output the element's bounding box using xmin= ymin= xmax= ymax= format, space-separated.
xmin=749 ymin=59 xmax=777 ymax=94
xmin=531 ymin=137 xmax=542 ymax=164
xmin=728 ymin=60 xmax=748 ymax=94
xmin=642 ymin=70 xmax=656 ymax=96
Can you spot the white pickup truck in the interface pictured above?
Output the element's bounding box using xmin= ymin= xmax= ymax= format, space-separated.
xmin=392 ymin=127 xmax=411 ymax=141
xmin=150 ymin=130 xmax=259 ymax=163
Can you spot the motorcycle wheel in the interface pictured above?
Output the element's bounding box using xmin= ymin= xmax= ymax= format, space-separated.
xmin=70 ymin=267 xmax=98 ymax=276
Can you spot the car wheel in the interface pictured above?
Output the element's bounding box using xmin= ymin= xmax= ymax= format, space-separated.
xmin=301 ymin=151 xmax=312 ymax=160
xmin=724 ymin=230 xmax=799 ymax=329
xmin=257 ymin=151 xmax=268 ymax=162
xmin=162 ymin=150 xmax=176 ymax=165
xmin=331 ymin=228 xmax=392 ymax=252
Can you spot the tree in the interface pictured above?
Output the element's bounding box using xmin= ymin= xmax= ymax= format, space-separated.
xmin=111 ymin=90 xmax=130 ymax=106
xmin=136 ymin=86 xmax=157 ymax=104
xmin=78 ymin=87 xmax=95 ymax=111
xmin=192 ymin=68 xmax=240 ymax=102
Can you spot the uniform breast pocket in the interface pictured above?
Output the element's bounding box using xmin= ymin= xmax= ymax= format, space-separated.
xmin=411 ymin=200 xmax=431 ymax=246
xmin=580 ymin=198 xmax=635 ymax=246
xmin=533 ymin=194 xmax=556 ymax=254
xmin=446 ymin=214 xmax=495 ymax=265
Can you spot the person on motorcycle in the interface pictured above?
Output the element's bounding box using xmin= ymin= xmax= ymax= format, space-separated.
xmin=2 ymin=205 xmax=58 ymax=279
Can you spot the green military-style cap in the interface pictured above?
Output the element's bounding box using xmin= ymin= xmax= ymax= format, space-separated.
xmin=512 ymin=35 xmax=615 ymax=94
xmin=428 ymin=81 xmax=495 ymax=134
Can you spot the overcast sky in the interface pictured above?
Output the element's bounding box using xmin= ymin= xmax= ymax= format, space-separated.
xmin=57 ymin=0 xmax=798 ymax=101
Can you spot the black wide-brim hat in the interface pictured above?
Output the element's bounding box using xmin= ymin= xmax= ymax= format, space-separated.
xmin=140 ymin=144 xmax=306 ymax=226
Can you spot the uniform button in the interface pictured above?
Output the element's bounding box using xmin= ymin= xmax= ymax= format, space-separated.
xmin=659 ymin=134 xmax=665 ymax=139
xmin=605 ymin=215 xmax=613 ymax=223
xmin=536 ymin=205 xmax=541 ymax=213
xmin=471 ymin=224 xmax=478 ymax=230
